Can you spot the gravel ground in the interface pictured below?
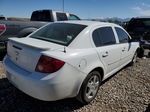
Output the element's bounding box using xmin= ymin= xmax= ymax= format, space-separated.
xmin=0 ymin=52 xmax=150 ymax=112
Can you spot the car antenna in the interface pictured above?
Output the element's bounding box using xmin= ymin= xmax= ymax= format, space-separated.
xmin=64 ymin=46 xmax=66 ymax=53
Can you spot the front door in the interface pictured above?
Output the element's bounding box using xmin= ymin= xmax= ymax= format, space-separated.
xmin=115 ymin=27 xmax=134 ymax=66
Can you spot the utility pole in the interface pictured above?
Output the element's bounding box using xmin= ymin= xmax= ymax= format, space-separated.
xmin=63 ymin=0 xmax=64 ymax=12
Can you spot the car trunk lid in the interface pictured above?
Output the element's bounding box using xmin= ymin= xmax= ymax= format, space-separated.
xmin=7 ymin=37 xmax=64 ymax=72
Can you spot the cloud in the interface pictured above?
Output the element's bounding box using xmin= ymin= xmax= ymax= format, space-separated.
xmin=142 ymin=3 xmax=150 ymax=8
xmin=132 ymin=7 xmax=150 ymax=16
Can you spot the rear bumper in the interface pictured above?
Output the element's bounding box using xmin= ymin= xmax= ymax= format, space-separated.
xmin=3 ymin=56 xmax=86 ymax=101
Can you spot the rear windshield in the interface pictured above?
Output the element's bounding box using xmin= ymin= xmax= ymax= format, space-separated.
xmin=0 ymin=17 xmax=6 ymax=20
xmin=31 ymin=11 xmax=52 ymax=22
xmin=30 ymin=23 xmax=87 ymax=46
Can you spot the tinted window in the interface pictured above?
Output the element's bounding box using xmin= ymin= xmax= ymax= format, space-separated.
xmin=115 ymin=27 xmax=129 ymax=43
xmin=142 ymin=20 xmax=150 ymax=27
xmin=127 ymin=19 xmax=146 ymax=31
xmin=0 ymin=17 xmax=6 ymax=20
xmin=92 ymin=30 xmax=100 ymax=47
xmin=69 ymin=14 xmax=80 ymax=20
xmin=31 ymin=11 xmax=52 ymax=22
xmin=93 ymin=27 xmax=116 ymax=47
xmin=30 ymin=23 xmax=87 ymax=46
xmin=56 ymin=13 xmax=67 ymax=21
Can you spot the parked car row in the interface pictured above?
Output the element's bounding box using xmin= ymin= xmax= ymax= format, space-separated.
xmin=3 ymin=21 xmax=139 ymax=104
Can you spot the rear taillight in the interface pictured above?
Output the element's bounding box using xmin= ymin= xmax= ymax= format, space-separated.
xmin=0 ymin=24 xmax=6 ymax=35
xmin=35 ymin=55 xmax=65 ymax=73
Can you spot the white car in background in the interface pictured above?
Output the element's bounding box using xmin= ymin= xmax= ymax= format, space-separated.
xmin=3 ymin=21 xmax=139 ymax=104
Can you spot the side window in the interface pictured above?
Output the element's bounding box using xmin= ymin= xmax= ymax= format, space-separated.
xmin=69 ymin=14 xmax=80 ymax=20
xmin=115 ymin=27 xmax=129 ymax=43
xmin=56 ymin=13 xmax=68 ymax=21
xmin=92 ymin=27 xmax=116 ymax=47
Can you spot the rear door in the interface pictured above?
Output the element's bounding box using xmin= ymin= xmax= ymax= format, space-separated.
xmin=115 ymin=27 xmax=134 ymax=66
xmin=92 ymin=26 xmax=122 ymax=75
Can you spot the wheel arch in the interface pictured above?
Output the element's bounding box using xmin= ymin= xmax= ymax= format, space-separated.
xmin=17 ymin=27 xmax=38 ymax=37
xmin=90 ymin=67 xmax=104 ymax=80
xmin=76 ymin=66 xmax=104 ymax=103
xmin=76 ymin=66 xmax=104 ymax=96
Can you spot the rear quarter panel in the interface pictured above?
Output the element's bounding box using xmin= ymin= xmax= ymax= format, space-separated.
xmin=42 ymin=48 xmax=105 ymax=77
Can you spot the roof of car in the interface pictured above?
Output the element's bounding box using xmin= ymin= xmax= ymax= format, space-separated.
xmin=57 ymin=20 xmax=118 ymax=27
xmin=132 ymin=17 xmax=150 ymax=20
xmin=33 ymin=9 xmax=74 ymax=15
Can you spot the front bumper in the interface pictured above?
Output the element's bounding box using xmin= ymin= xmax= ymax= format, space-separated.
xmin=3 ymin=56 xmax=86 ymax=101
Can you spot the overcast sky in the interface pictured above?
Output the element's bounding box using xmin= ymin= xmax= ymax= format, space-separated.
xmin=0 ymin=0 xmax=150 ymax=19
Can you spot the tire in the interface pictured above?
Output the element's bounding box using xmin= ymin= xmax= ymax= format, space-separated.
xmin=76 ymin=71 xmax=101 ymax=104
xmin=129 ymin=51 xmax=137 ymax=66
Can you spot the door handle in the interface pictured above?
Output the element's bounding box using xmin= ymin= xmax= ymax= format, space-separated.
xmin=102 ymin=52 xmax=108 ymax=57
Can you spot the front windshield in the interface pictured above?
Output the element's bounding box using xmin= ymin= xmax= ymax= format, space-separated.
xmin=30 ymin=23 xmax=87 ymax=46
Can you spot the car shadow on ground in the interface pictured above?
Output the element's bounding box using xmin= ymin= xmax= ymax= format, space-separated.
xmin=0 ymin=78 xmax=84 ymax=112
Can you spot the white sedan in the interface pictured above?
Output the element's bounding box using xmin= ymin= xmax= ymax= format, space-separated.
xmin=3 ymin=21 xmax=139 ymax=104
